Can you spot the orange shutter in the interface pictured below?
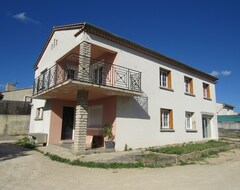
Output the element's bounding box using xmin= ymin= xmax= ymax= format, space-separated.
xmin=169 ymin=110 xmax=173 ymax=129
xmin=190 ymin=79 xmax=193 ymax=94
xmin=207 ymin=85 xmax=210 ymax=98
xmin=168 ymin=71 xmax=172 ymax=89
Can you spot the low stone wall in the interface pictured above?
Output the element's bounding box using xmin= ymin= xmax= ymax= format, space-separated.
xmin=0 ymin=115 xmax=30 ymax=135
xmin=135 ymin=144 xmax=240 ymax=166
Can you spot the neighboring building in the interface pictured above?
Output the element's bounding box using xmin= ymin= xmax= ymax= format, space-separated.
xmin=0 ymin=84 xmax=32 ymax=135
xmin=29 ymin=22 xmax=218 ymax=151
xmin=217 ymin=102 xmax=238 ymax=116
xmin=217 ymin=102 xmax=240 ymax=138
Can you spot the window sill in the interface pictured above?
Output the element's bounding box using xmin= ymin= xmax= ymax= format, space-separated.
xmin=160 ymin=86 xmax=174 ymax=92
xmin=35 ymin=118 xmax=43 ymax=121
xmin=186 ymin=129 xmax=198 ymax=133
xmin=160 ymin=129 xmax=175 ymax=132
xmin=184 ymin=92 xmax=195 ymax=97
xmin=203 ymin=97 xmax=212 ymax=101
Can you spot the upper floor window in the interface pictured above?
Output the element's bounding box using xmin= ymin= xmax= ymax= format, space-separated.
xmin=184 ymin=76 xmax=193 ymax=95
xmin=160 ymin=108 xmax=173 ymax=130
xmin=203 ymin=83 xmax=210 ymax=99
xmin=160 ymin=68 xmax=172 ymax=89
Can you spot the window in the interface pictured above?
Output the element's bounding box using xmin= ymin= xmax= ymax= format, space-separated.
xmin=94 ymin=66 xmax=103 ymax=84
xmin=88 ymin=105 xmax=103 ymax=128
xmin=184 ymin=77 xmax=193 ymax=95
xmin=203 ymin=83 xmax=210 ymax=99
xmin=160 ymin=109 xmax=173 ymax=130
xmin=160 ymin=68 xmax=172 ymax=89
xmin=35 ymin=107 xmax=43 ymax=120
xmin=92 ymin=61 xmax=104 ymax=85
xmin=24 ymin=96 xmax=32 ymax=103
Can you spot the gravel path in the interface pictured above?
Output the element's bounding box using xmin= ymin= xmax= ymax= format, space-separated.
xmin=0 ymin=141 xmax=240 ymax=190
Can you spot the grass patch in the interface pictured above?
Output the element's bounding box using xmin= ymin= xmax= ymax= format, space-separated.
xmin=146 ymin=140 xmax=229 ymax=155
xmin=43 ymin=152 xmax=145 ymax=169
xmin=16 ymin=136 xmax=36 ymax=150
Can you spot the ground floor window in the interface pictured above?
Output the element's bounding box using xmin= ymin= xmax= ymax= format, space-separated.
xmin=35 ymin=107 xmax=43 ymax=120
xmin=160 ymin=109 xmax=173 ymax=129
xmin=185 ymin=112 xmax=196 ymax=130
xmin=88 ymin=105 xmax=103 ymax=129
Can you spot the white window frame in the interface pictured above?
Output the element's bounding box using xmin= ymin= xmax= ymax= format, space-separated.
xmin=161 ymin=110 xmax=170 ymax=129
xmin=203 ymin=83 xmax=209 ymax=98
xmin=35 ymin=107 xmax=43 ymax=120
xmin=160 ymin=69 xmax=168 ymax=88
xmin=185 ymin=78 xmax=190 ymax=93
xmin=185 ymin=112 xmax=193 ymax=130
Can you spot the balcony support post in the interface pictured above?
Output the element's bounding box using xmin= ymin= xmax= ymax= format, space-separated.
xmin=78 ymin=41 xmax=91 ymax=82
xmin=73 ymin=90 xmax=88 ymax=152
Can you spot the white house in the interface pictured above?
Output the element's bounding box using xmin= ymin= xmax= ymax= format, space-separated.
xmin=29 ymin=22 xmax=218 ymax=151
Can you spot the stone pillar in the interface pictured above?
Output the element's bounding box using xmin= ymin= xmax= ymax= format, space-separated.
xmin=74 ymin=90 xmax=88 ymax=152
xmin=79 ymin=41 xmax=91 ymax=82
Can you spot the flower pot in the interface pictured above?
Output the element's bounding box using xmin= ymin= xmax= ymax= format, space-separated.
xmin=105 ymin=141 xmax=115 ymax=149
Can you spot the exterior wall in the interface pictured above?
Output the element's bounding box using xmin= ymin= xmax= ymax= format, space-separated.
xmin=2 ymin=88 xmax=32 ymax=101
xmin=29 ymin=99 xmax=51 ymax=142
xmin=49 ymin=99 xmax=76 ymax=144
xmin=84 ymin=33 xmax=218 ymax=151
xmin=0 ymin=115 xmax=30 ymax=135
xmin=35 ymin=30 xmax=85 ymax=77
xmin=87 ymin=96 xmax=117 ymax=146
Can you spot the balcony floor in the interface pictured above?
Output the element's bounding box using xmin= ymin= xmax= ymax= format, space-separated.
xmin=33 ymin=79 xmax=142 ymax=101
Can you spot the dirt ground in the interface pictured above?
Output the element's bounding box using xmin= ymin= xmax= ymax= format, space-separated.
xmin=0 ymin=141 xmax=240 ymax=190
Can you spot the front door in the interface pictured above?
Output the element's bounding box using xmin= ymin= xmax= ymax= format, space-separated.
xmin=202 ymin=116 xmax=211 ymax=138
xmin=61 ymin=107 xmax=74 ymax=140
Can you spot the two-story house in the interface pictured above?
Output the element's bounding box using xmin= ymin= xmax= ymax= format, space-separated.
xmin=29 ymin=22 xmax=218 ymax=151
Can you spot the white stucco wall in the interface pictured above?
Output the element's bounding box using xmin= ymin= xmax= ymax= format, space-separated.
xmin=35 ymin=29 xmax=85 ymax=77
xmin=29 ymin=99 xmax=51 ymax=143
xmin=86 ymin=33 xmax=218 ymax=151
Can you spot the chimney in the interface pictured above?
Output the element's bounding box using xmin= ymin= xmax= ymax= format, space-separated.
xmin=6 ymin=83 xmax=15 ymax=92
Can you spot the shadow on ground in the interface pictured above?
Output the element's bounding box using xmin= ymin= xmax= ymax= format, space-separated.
xmin=0 ymin=143 xmax=32 ymax=162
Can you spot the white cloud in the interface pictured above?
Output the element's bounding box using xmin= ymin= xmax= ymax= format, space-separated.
xmin=210 ymin=70 xmax=232 ymax=77
xmin=210 ymin=70 xmax=220 ymax=77
xmin=221 ymin=70 xmax=232 ymax=76
xmin=12 ymin=12 xmax=40 ymax=24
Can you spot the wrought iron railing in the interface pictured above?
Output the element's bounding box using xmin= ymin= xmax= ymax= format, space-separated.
xmin=33 ymin=54 xmax=141 ymax=96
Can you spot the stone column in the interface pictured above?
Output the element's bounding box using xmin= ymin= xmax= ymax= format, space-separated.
xmin=74 ymin=90 xmax=88 ymax=152
xmin=79 ymin=41 xmax=91 ymax=82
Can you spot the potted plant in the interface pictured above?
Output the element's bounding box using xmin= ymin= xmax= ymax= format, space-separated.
xmin=103 ymin=124 xmax=115 ymax=149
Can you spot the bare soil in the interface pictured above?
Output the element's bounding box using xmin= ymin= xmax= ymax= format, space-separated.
xmin=0 ymin=141 xmax=240 ymax=190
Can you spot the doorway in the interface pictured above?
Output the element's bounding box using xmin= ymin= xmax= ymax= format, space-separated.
xmin=61 ymin=107 xmax=74 ymax=140
xmin=202 ymin=115 xmax=212 ymax=138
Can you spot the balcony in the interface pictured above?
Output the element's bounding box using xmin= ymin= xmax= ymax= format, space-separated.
xmin=33 ymin=54 xmax=142 ymax=100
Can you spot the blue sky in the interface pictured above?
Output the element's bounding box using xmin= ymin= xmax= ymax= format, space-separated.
xmin=0 ymin=0 xmax=239 ymax=111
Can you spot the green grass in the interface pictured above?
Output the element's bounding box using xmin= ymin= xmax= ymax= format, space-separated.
xmin=16 ymin=136 xmax=36 ymax=150
xmin=146 ymin=140 xmax=229 ymax=155
xmin=43 ymin=152 xmax=145 ymax=169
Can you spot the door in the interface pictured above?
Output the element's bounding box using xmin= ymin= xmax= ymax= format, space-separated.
xmin=202 ymin=116 xmax=211 ymax=138
xmin=61 ymin=107 xmax=74 ymax=140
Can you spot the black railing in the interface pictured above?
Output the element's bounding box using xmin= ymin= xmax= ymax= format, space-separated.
xmin=33 ymin=54 xmax=141 ymax=96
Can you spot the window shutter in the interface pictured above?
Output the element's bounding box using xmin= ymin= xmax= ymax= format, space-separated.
xmin=168 ymin=72 xmax=172 ymax=89
xmin=207 ymin=85 xmax=210 ymax=98
xmin=190 ymin=79 xmax=193 ymax=94
xmin=169 ymin=110 xmax=173 ymax=129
